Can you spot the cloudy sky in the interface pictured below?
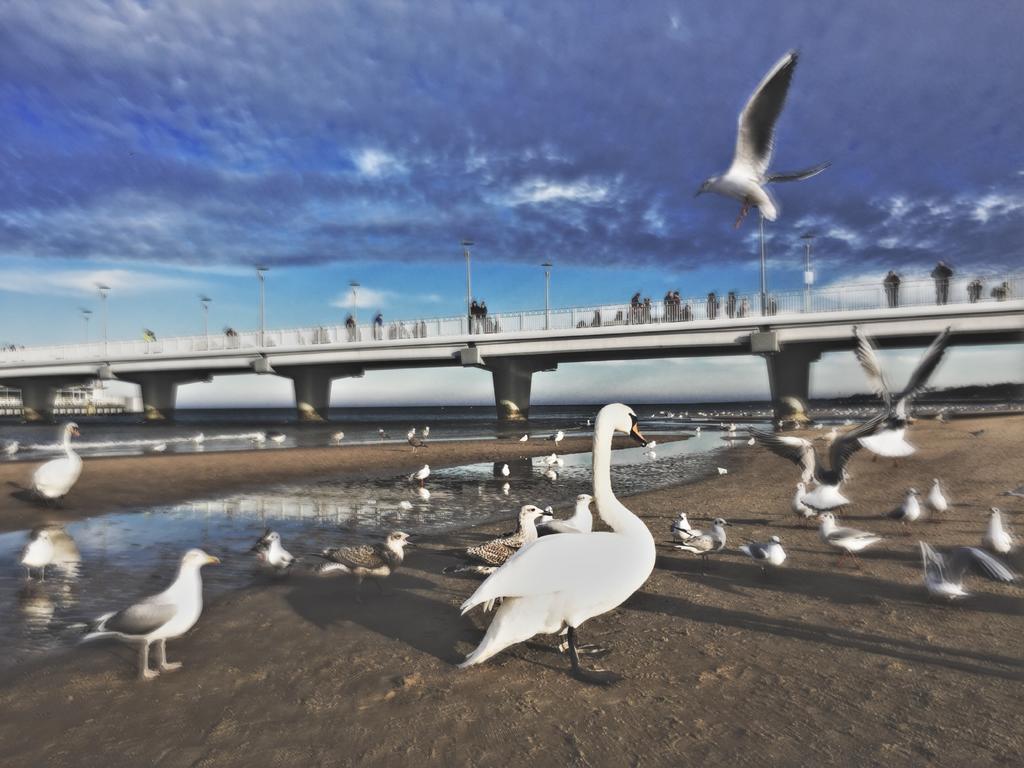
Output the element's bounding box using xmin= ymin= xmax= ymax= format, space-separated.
xmin=1 ymin=1 xmax=1021 ymax=405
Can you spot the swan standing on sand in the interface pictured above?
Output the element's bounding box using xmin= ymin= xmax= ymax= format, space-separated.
xmin=458 ymin=403 xmax=651 ymax=685
xmin=83 ymin=549 xmax=220 ymax=680
xmin=33 ymin=423 xmax=82 ymax=502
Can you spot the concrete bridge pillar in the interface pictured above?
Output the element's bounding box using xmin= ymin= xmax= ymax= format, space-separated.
xmin=278 ymin=365 xmax=364 ymax=422
xmin=486 ymin=358 xmax=557 ymax=422
xmin=125 ymin=374 xmax=181 ymax=421
xmin=756 ymin=333 xmax=822 ymax=422
xmin=16 ymin=380 xmax=58 ymax=423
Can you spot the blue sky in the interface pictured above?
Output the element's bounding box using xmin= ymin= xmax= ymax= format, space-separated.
xmin=1 ymin=1 xmax=1021 ymax=405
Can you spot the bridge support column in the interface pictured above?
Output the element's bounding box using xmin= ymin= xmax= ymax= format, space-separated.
xmin=759 ymin=336 xmax=822 ymax=423
xmin=125 ymin=374 xmax=181 ymax=421
xmin=16 ymin=380 xmax=58 ymax=423
xmin=278 ymin=365 xmax=364 ymax=422
xmin=486 ymin=358 xmax=557 ymax=422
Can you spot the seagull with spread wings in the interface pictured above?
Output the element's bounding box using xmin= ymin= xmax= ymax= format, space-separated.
xmin=750 ymin=411 xmax=885 ymax=510
xmin=853 ymin=326 xmax=952 ymax=459
xmin=920 ymin=541 xmax=1017 ymax=600
xmin=696 ymin=50 xmax=830 ymax=228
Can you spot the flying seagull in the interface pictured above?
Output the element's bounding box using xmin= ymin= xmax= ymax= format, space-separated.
xmin=750 ymin=411 xmax=885 ymax=510
xmin=853 ymin=326 xmax=952 ymax=459
xmin=696 ymin=50 xmax=830 ymax=228
xmin=920 ymin=542 xmax=1017 ymax=600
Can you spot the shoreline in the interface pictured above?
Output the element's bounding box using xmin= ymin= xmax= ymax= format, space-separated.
xmin=0 ymin=416 xmax=1021 ymax=766
xmin=0 ymin=434 xmax=684 ymax=534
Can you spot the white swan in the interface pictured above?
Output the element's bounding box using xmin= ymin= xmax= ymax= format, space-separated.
xmin=458 ymin=403 xmax=652 ymax=684
xmin=33 ymin=423 xmax=82 ymax=502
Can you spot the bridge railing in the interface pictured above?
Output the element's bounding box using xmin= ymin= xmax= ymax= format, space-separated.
xmin=1 ymin=273 xmax=1020 ymax=365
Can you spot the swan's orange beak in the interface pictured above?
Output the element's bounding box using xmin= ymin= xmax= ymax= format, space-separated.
xmin=629 ymin=422 xmax=648 ymax=447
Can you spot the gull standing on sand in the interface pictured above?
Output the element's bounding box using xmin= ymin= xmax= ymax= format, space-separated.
xmin=537 ymin=494 xmax=594 ymax=536
xmin=422 ymin=426 xmax=430 ymax=438
xmin=445 ymin=506 xmax=546 ymax=575
xmin=983 ymin=508 xmax=1014 ymax=554
xmin=751 ymin=412 xmax=885 ymax=511
xmin=920 ymin=542 xmax=1017 ymax=600
xmin=151 ymin=442 xmax=167 ymax=453
xmin=739 ymin=535 xmax=787 ymax=576
xmin=717 ymin=467 xmax=728 ymax=476
xmin=671 ymin=512 xmax=701 ymax=543
xmin=818 ymin=513 xmax=881 ymax=568
xmin=853 ymin=326 xmax=952 ymax=460
xmin=674 ymin=518 xmax=730 ymax=573
xmin=886 ymin=488 xmax=922 ymax=533
xmin=411 ymin=465 xmax=430 ymax=487
xmin=500 ymin=463 xmax=510 ymax=478
xmin=458 ymin=403 xmax=651 ymax=685
xmin=20 ymin=529 xmax=55 ymax=580
xmin=32 ymin=422 xmax=82 ymax=503
xmin=3 ymin=439 xmax=19 ymax=457
xmin=83 ymin=549 xmax=220 ymax=680
xmin=926 ymin=479 xmax=948 ymax=517
xmin=251 ymin=530 xmax=296 ymax=572
xmin=695 ymin=50 xmax=830 ymax=228
xmin=330 ymin=431 xmax=345 ymax=444
xmin=408 ymin=429 xmax=426 ymax=452
xmin=314 ymin=532 xmax=411 ymax=597
xmin=519 ymin=434 xmax=529 ymax=442
xmin=549 ymin=430 xmax=565 ymax=448
xmin=192 ymin=433 xmax=205 ymax=445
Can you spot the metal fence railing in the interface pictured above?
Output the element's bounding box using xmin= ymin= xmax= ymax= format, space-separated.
xmin=1 ymin=273 xmax=1020 ymax=365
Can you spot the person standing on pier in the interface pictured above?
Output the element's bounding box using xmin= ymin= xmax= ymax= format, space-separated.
xmin=931 ymin=261 xmax=953 ymax=305
xmin=706 ymin=292 xmax=719 ymax=320
xmin=967 ymin=278 xmax=983 ymax=303
xmin=726 ymin=291 xmax=737 ymax=318
xmin=373 ymin=312 xmax=383 ymax=340
xmin=883 ymin=271 xmax=901 ymax=308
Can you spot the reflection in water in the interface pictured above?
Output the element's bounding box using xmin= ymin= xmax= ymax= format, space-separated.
xmin=0 ymin=430 xmax=735 ymax=673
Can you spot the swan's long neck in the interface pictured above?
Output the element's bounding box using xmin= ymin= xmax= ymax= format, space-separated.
xmin=63 ymin=429 xmax=74 ymax=456
xmin=592 ymin=415 xmax=645 ymax=536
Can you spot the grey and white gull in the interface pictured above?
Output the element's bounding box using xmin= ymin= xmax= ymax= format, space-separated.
xmin=536 ymin=494 xmax=594 ymax=536
xmin=853 ymin=326 xmax=952 ymax=460
xmin=83 ymin=548 xmax=220 ymax=680
xmin=818 ymin=512 xmax=881 ymax=568
xmin=739 ymin=535 xmax=787 ymax=576
xmin=696 ymin=50 xmax=830 ymax=227
xmin=675 ymin=518 xmax=730 ymax=573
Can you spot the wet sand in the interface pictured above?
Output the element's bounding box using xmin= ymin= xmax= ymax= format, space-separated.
xmin=0 ymin=417 xmax=1021 ymax=767
xmin=0 ymin=435 xmax=650 ymax=534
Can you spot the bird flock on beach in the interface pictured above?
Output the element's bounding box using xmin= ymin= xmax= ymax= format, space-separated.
xmin=7 ymin=49 xmax=1021 ymax=686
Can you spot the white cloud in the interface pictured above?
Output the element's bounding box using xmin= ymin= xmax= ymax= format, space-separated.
xmin=330 ymin=286 xmax=442 ymax=309
xmin=500 ymin=178 xmax=610 ymax=206
xmin=352 ymin=148 xmax=405 ymax=178
xmin=0 ymin=268 xmax=196 ymax=297
xmin=970 ymin=193 xmax=1024 ymax=224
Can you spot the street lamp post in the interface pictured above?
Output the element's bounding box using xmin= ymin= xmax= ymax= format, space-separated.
xmin=800 ymin=232 xmax=816 ymax=313
xmin=758 ymin=215 xmax=768 ymax=316
xmin=461 ymin=239 xmax=474 ymax=331
xmin=96 ymin=284 xmax=110 ymax=354
xmin=200 ymin=295 xmax=212 ymax=347
xmin=255 ymin=266 xmax=268 ymax=347
xmin=349 ymin=280 xmax=360 ymax=323
xmin=80 ymin=308 xmax=92 ymax=343
xmin=541 ymin=261 xmax=553 ymax=330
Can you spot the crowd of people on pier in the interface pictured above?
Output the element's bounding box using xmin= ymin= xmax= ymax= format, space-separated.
xmin=883 ymin=261 xmax=1010 ymax=308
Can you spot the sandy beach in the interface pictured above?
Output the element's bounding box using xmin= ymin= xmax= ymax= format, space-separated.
xmin=0 ymin=416 xmax=1021 ymax=767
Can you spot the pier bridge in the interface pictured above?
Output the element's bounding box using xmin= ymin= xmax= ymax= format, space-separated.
xmin=1 ymin=275 xmax=1021 ymax=422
